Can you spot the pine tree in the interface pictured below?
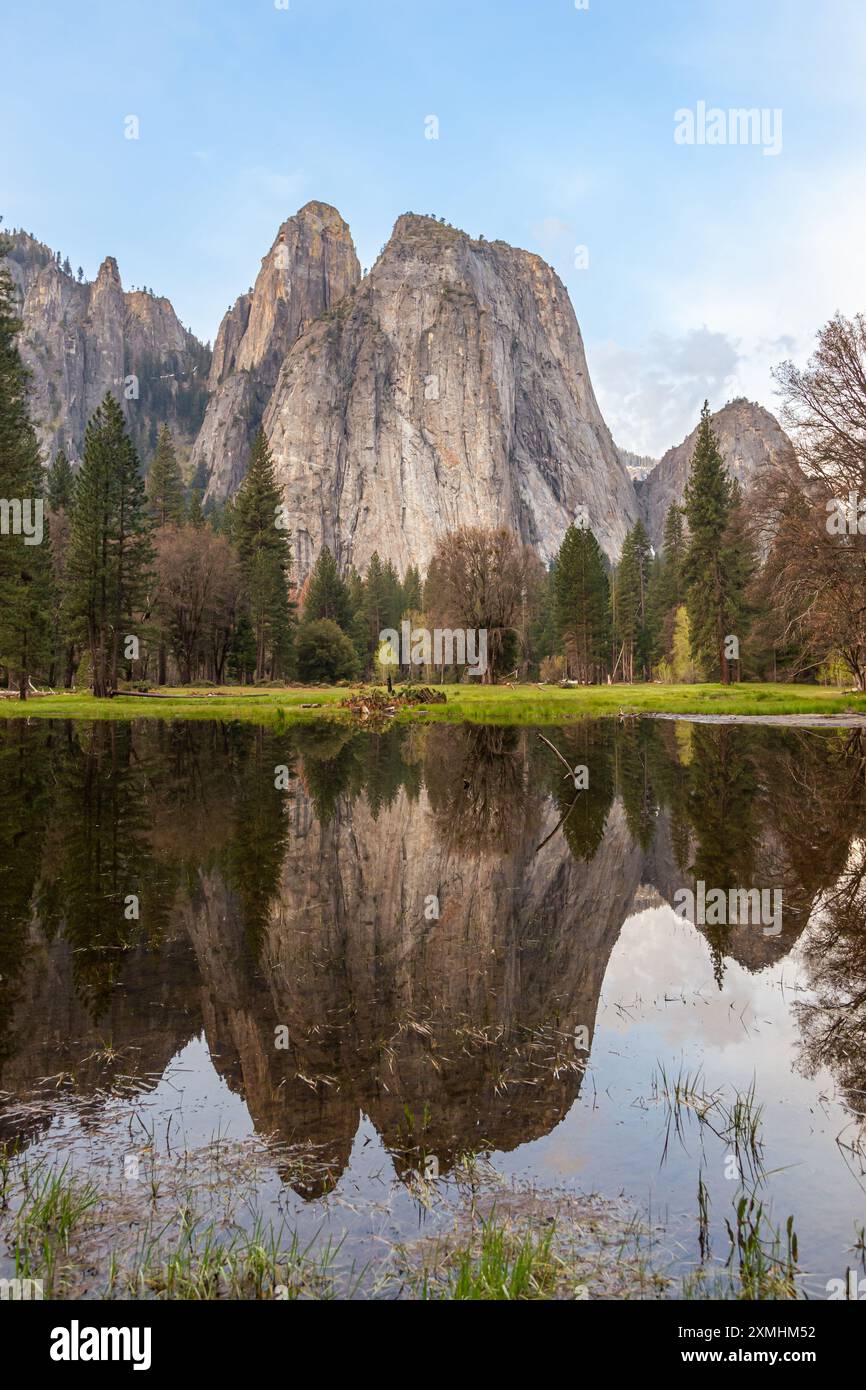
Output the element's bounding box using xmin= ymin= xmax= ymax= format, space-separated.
xmin=65 ymin=393 xmax=154 ymax=697
xmin=304 ymin=546 xmax=351 ymax=629
xmin=361 ymin=552 xmax=390 ymax=661
xmin=614 ymin=520 xmax=651 ymax=681
xmin=682 ymin=403 xmax=752 ymax=684
xmin=554 ymin=523 xmax=610 ymax=683
xmin=231 ymin=428 xmax=293 ymax=681
xmin=186 ymin=489 xmax=205 ymax=529
xmin=400 ymin=564 xmax=423 ymax=616
xmin=146 ymin=425 xmax=185 ymax=526
xmin=0 ymin=246 xmax=52 ymax=697
xmin=646 ymin=505 xmax=685 ymax=671
xmin=47 ymin=449 xmax=75 ymax=510
xmin=346 ymin=566 xmax=370 ymax=669
xmin=45 ymin=449 xmax=77 ymax=687
xmin=660 ymin=504 xmax=685 ymax=604
xmin=381 ymin=559 xmax=402 ymax=631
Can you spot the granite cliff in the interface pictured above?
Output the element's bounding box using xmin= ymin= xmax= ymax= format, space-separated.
xmin=259 ymin=212 xmax=638 ymax=579
xmin=193 ymin=201 xmax=361 ymax=499
xmin=3 ymin=231 xmax=210 ymax=466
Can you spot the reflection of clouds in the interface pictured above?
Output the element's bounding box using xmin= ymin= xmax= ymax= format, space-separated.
xmin=597 ymin=905 xmax=798 ymax=1054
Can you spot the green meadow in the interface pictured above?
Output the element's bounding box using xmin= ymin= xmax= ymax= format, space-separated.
xmin=2 ymin=682 xmax=866 ymax=726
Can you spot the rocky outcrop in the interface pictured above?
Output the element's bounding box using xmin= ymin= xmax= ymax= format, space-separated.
xmin=3 ymin=232 xmax=210 ymax=467
xmin=637 ymin=398 xmax=797 ymax=550
xmin=617 ymin=446 xmax=658 ymax=483
xmin=195 ymin=202 xmax=361 ymax=499
xmin=261 ymin=213 xmax=638 ymax=580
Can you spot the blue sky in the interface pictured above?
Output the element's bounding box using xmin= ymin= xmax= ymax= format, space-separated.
xmin=4 ymin=0 xmax=865 ymax=455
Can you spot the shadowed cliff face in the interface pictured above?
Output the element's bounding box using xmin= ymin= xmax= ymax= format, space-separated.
xmin=263 ymin=213 xmax=638 ymax=580
xmin=2 ymin=719 xmax=865 ymax=1189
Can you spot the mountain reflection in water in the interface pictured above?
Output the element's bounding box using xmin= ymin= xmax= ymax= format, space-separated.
xmin=0 ymin=717 xmax=865 ymax=1274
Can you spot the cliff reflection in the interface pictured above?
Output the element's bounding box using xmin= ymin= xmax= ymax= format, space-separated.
xmin=1 ymin=717 xmax=864 ymax=1189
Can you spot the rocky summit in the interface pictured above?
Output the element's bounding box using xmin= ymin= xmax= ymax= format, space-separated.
xmin=194 ymin=201 xmax=361 ymax=502
xmin=636 ymin=397 xmax=797 ymax=550
xmin=4 ymin=232 xmax=210 ymax=466
xmin=260 ymin=212 xmax=638 ymax=580
xmin=5 ymin=210 xmax=797 ymax=576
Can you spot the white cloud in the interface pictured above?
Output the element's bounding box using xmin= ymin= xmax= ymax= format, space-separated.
xmin=589 ymin=164 xmax=866 ymax=457
xmin=590 ymin=327 xmax=742 ymax=457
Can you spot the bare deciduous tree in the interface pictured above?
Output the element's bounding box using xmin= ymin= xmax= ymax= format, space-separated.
xmin=425 ymin=526 xmax=533 ymax=682
xmin=753 ymin=314 xmax=866 ymax=687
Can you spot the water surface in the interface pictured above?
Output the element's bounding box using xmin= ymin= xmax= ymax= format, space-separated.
xmin=1 ymin=717 xmax=864 ymax=1295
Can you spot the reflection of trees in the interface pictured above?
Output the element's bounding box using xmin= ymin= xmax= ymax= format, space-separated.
xmin=535 ymin=722 xmax=615 ymax=861
xmin=0 ymin=723 xmax=52 ymax=1069
xmin=35 ymin=723 xmax=178 ymax=1015
xmin=795 ymin=855 xmax=866 ymax=1120
xmin=424 ymin=726 xmax=539 ymax=854
xmin=8 ymin=713 xmax=866 ymax=1189
xmin=616 ymin=722 xmax=660 ymax=851
xmin=295 ymin=725 xmax=421 ymax=825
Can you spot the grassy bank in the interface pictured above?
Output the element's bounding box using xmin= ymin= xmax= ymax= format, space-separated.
xmin=0 ymin=1144 xmax=802 ymax=1301
xmin=1 ymin=682 xmax=866 ymax=726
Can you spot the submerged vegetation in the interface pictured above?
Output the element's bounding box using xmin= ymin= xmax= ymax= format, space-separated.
xmin=0 ymin=1134 xmax=807 ymax=1301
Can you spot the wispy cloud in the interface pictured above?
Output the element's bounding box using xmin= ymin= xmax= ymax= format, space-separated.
xmin=590 ymin=328 xmax=742 ymax=457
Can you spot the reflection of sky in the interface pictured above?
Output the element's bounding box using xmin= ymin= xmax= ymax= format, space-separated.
xmin=10 ymin=908 xmax=865 ymax=1294
xmin=493 ymin=905 xmax=865 ymax=1292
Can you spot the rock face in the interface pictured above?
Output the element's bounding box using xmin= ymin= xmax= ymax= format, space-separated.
xmin=10 ymin=209 xmax=801 ymax=579
xmin=3 ymin=232 xmax=210 ymax=466
xmin=261 ymin=213 xmax=638 ymax=580
xmin=637 ymin=398 xmax=796 ymax=550
xmin=195 ymin=202 xmax=361 ymax=500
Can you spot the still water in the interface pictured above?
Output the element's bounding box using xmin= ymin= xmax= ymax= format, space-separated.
xmin=1 ymin=717 xmax=864 ymax=1296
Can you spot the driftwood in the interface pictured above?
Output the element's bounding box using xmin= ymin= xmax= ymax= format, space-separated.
xmin=341 ymin=685 xmax=447 ymax=725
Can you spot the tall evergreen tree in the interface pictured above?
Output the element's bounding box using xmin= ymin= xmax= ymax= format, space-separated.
xmin=65 ymin=393 xmax=153 ymax=697
xmin=304 ymin=545 xmax=351 ymax=629
xmin=554 ymin=523 xmax=610 ymax=683
xmin=614 ymin=520 xmax=652 ymax=681
xmin=345 ymin=566 xmax=370 ymax=670
xmin=146 ymin=425 xmax=185 ymax=526
xmin=47 ymin=448 xmax=75 ymax=510
xmin=186 ymin=488 xmax=205 ymax=530
xmin=682 ymin=403 xmax=751 ymax=684
xmin=400 ymin=564 xmax=423 ymax=616
xmin=646 ymin=505 xmax=686 ymax=671
xmin=660 ymin=504 xmax=685 ymax=604
xmin=231 ymin=428 xmax=293 ymax=681
xmin=362 ymin=552 xmax=394 ymax=661
xmin=381 ymin=558 xmax=402 ymax=631
xmin=0 ymin=245 xmax=52 ymax=697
